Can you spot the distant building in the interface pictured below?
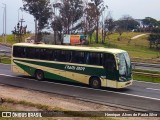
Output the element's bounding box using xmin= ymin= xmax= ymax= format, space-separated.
xmin=135 ymin=19 xmax=144 ymax=28
xmin=25 ymin=36 xmax=35 ymax=43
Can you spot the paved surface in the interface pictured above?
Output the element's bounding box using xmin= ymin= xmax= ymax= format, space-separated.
xmin=0 ymin=64 xmax=160 ymax=111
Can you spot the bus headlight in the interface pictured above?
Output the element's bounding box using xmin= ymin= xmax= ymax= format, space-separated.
xmin=119 ymin=76 xmax=126 ymax=82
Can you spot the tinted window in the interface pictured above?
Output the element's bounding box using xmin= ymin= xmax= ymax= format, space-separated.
xmin=45 ymin=49 xmax=54 ymax=60
xmin=13 ymin=46 xmax=27 ymax=58
xmin=54 ymin=50 xmax=71 ymax=62
xmin=103 ymin=53 xmax=116 ymax=71
xmin=26 ymin=47 xmax=35 ymax=59
xmin=34 ymin=48 xmax=40 ymax=59
xmin=86 ymin=52 xmax=102 ymax=66
xmin=71 ymin=51 xmax=85 ymax=64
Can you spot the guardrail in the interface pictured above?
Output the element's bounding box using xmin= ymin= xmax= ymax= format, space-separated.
xmin=0 ymin=50 xmax=11 ymax=56
xmin=132 ymin=62 xmax=160 ymax=68
xmin=133 ymin=71 xmax=160 ymax=78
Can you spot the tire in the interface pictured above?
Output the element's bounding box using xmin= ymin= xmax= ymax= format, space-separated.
xmin=89 ymin=77 xmax=101 ymax=89
xmin=35 ymin=70 xmax=44 ymax=81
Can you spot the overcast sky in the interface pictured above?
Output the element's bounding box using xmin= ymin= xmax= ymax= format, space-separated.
xmin=0 ymin=0 xmax=160 ymax=34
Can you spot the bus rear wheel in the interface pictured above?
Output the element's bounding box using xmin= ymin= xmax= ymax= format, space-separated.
xmin=89 ymin=77 xmax=101 ymax=89
xmin=35 ymin=70 xmax=44 ymax=81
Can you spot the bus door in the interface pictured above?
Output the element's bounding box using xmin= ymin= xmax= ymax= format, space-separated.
xmin=103 ymin=53 xmax=118 ymax=88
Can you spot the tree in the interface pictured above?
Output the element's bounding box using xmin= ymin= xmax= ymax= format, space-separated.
xmin=143 ymin=17 xmax=158 ymax=26
xmin=59 ymin=0 xmax=84 ymax=34
xmin=115 ymin=15 xmax=139 ymax=40
xmin=22 ymin=0 xmax=52 ymax=41
xmin=84 ymin=2 xmax=97 ymax=42
xmin=115 ymin=20 xmax=126 ymax=41
xmin=91 ymin=0 xmax=104 ymax=43
xmin=148 ymin=34 xmax=160 ymax=49
xmin=142 ymin=17 xmax=159 ymax=32
xmin=104 ymin=17 xmax=115 ymax=41
xmin=51 ymin=16 xmax=63 ymax=44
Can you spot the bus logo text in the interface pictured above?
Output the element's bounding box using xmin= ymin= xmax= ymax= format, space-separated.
xmin=65 ymin=65 xmax=85 ymax=71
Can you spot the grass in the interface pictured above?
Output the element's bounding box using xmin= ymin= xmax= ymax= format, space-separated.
xmin=133 ymin=73 xmax=160 ymax=83
xmin=133 ymin=69 xmax=160 ymax=74
xmin=89 ymin=32 xmax=160 ymax=59
xmin=133 ymin=69 xmax=160 ymax=83
xmin=0 ymin=57 xmax=11 ymax=64
xmin=0 ymin=34 xmax=31 ymax=45
xmin=1 ymin=98 xmax=116 ymax=119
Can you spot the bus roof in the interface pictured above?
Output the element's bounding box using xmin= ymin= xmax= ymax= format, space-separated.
xmin=13 ymin=43 xmax=126 ymax=54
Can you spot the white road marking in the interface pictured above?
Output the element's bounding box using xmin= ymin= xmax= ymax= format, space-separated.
xmin=146 ymin=88 xmax=160 ymax=91
xmin=0 ymin=74 xmax=160 ymax=101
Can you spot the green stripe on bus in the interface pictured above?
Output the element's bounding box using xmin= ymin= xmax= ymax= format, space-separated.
xmin=14 ymin=59 xmax=106 ymax=76
xmin=14 ymin=61 xmax=81 ymax=83
xmin=14 ymin=59 xmax=119 ymax=80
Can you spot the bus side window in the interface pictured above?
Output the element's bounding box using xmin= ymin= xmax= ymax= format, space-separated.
xmin=61 ymin=51 xmax=67 ymax=62
xmin=71 ymin=51 xmax=85 ymax=64
xmin=65 ymin=51 xmax=71 ymax=62
xmin=54 ymin=50 xmax=58 ymax=61
xmin=85 ymin=52 xmax=90 ymax=64
xmin=13 ymin=46 xmax=19 ymax=57
xmin=103 ymin=53 xmax=116 ymax=72
xmin=45 ymin=49 xmax=53 ymax=60
xmin=34 ymin=48 xmax=40 ymax=59
xmin=54 ymin=50 xmax=64 ymax=62
xmin=87 ymin=52 xmax=102 ymax=66
xmin=13 ymin=46 xmax=25 ymax=58
xmin=22 ymin=47 xmax=27 ymax=58
xmin=39 ymin=48 xmax=45 ymax=60
xmin=27 ymin=47 xmax=35 ymax=59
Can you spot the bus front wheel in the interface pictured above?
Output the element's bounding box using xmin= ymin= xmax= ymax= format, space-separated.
xmin=35 ymin=70 xmax=44 ymax=81
xmin=89 ymin=77 xmax=101 ymax=89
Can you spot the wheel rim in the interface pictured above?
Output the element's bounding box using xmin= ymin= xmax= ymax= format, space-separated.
xmin=92 ymin=79 xmax=99 ymax=87
xmin=36 ymin=71 xmax=43 ymax=80
xmin=37 ymin=73 xmax=42 ymax=79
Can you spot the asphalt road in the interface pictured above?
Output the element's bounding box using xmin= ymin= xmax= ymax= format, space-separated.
xmin=0 ymin=64 xmax=160 ymax=111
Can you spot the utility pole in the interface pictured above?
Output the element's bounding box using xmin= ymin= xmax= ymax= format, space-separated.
xmin=35 ymin=19 xmax=37 ymax=43
xmin=2 ymin=6 xmax=5 ymax=43
xmin=13 ymin=14 xmax=27 ymax=43
xmin=2 ymin=3 xmax=6 ymax=43
xmin=19 ymin=18 xmax=25 ymax=42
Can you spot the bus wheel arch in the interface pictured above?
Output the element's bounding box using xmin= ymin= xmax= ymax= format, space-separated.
xmin=35 ymin=69 xmax=44 ymax=81
xmin=89 ymin=76 xmax=101 ymax=89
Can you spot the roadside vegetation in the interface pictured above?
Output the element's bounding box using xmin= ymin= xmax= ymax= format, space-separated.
xmin=133 ymin=69 xmax=160 ymax=83
xmin=89 ymin=32 xmax=160 ymax=59
xmin=0 ymin=34 xmax=31 ymax=46
xmin=0 ymin=56 xmax=11 ymax=64
xmin=0 ymin=98 xmax=115 ymax=119
xmin=133 ymin=74 xmax=160 ymax=83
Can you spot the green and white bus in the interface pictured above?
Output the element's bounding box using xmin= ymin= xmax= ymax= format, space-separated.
xmin=12 ymin=43 xmax=133 ymax=89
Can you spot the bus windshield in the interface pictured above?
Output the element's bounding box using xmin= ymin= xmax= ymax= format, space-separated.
xmin=117 ymin=52 xmax=132 ymax=81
